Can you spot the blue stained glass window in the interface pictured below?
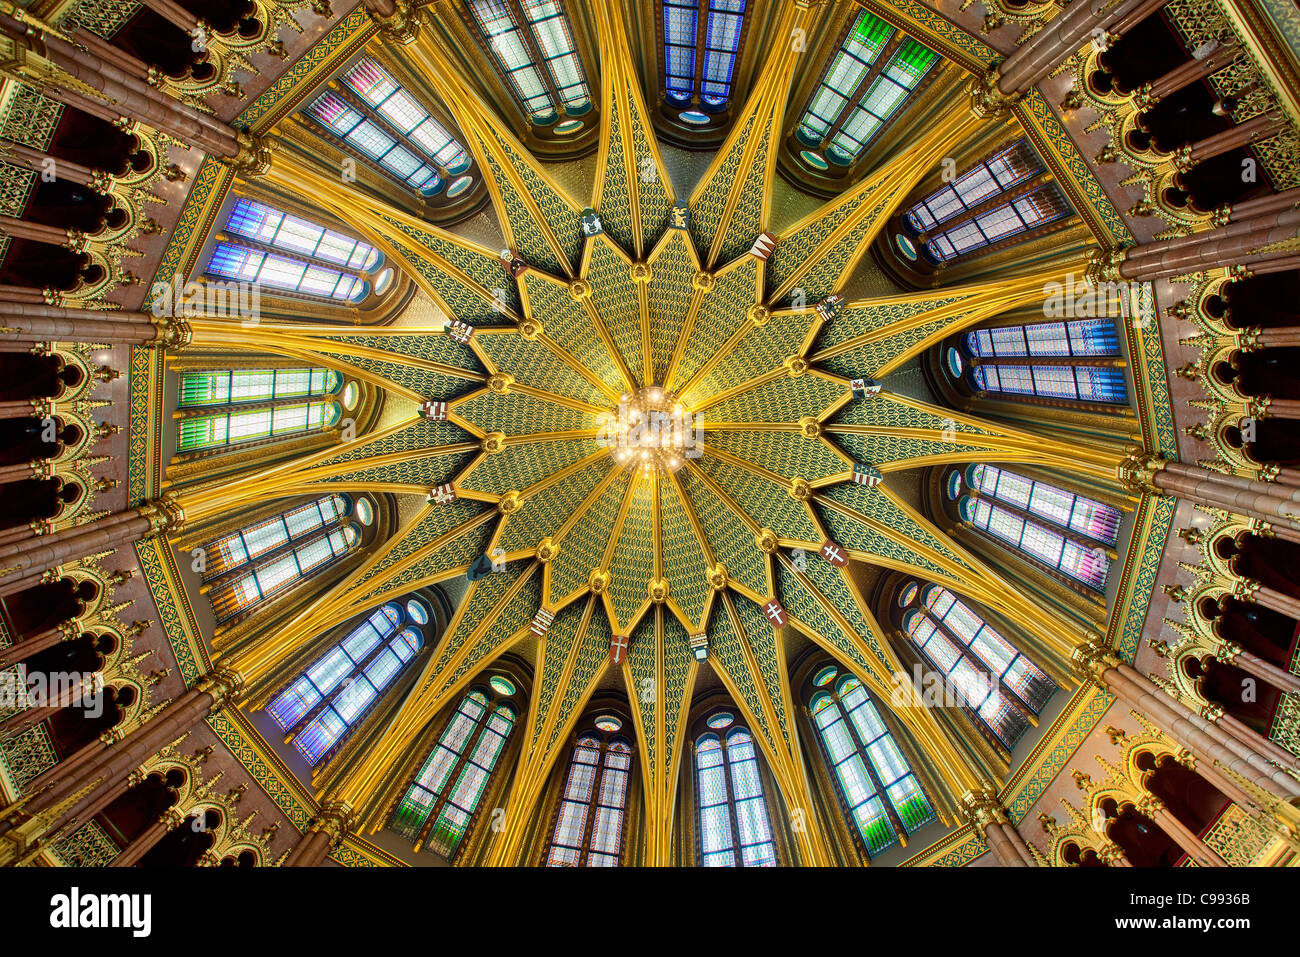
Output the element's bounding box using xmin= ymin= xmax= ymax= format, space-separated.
xmin=809 ymin=676 xmax=935 ymax=855
xmin=207 ymin=242 xmax=368 ymax=302
xmin=225 ymin=198 xmax=380 ymax=271
xmin=926 ymin=182 xmax=1071 ymax=262
xmin=907 ymin=140 xmax=1044 ymax=232
xmin=971 ymin=362 xmax=1127 ymax=405
xmin=965 ymin=319 xmax=1120 ymax=359
xmin=662 ymin=0 xmax=748 ymax=109
xmin=267 ymin=603 xmax=424 ymax=766
xmin=695 ymin=721 xmax=778 ymax=866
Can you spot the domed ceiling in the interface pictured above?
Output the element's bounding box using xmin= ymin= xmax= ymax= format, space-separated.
xmin=113 ymin=0 xmax=1187 ymax=865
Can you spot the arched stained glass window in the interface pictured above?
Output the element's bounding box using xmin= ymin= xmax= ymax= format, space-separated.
xmin=545 ymin=730 xmax=633 ymax=866
xmin=175 ymin=367 xmax=342 ymax=454
xmin=662 ymin=0 xmax=748 ymax=110
xmin=956 ymin=471 xmax=1112 ymax=591
xmin=224 ymin=198 xmax=380 ymax=272
xmin=266 ymin=603 xmax=424 ymax=765
xmin=795 ymin=11 xmax=939 ymax=168
xmin=965 ymin=318 xmax=1120 ymax=359
xmin=201 ymin=496 xmax=362 ymax=623
xmin=906 ymin=140 xmax=1043 ymax=233
xmin=695 ymin=723 xmax=778 ymax=866
xmin=305 ymin=57 xmax=471 ymax=196
xmin=900 ymin=583 xmax=1055 ymax=749
xmin=925 ymin=182 xmax=1071 ymax=262
xmin=207 ymin=242 xmax=370 ymax=302
xmin=467 ymin=0 xmax=592 ymax=125
xmin=390 ymin=685 xmax=518 ymax=859
xmin=968 ymin=464 xmax=1122 ymax=546
xmin=970 ymin=363 xmax=1128 ymax=404
xmin=808 ymin=671 xmax=935 ymax=856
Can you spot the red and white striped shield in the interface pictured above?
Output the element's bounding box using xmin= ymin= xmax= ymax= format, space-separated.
xmin=420 ymin=400 xmax=448 ymax=421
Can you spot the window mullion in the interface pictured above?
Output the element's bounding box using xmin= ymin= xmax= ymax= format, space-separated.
xmin=330 ymin=81 xmax=453 ymax=178
xmin=837 ymin=695 xmax=909 ymax=840
xmin=822 ymin=32 xmax=904 ymax=148
xmin=575 ymin=742 xmax=607 ymax=866
xmin=203 ymin=514 xmax=341 ymax=590
xmin=690 ymin=0 xmax=709 ymax=102
xmin=974 ymin=486 xmax=1115 ymax=551
xmin=720 ymin=740 xmax=745 ymax=865
xmin=506 ymin=0 xmax=567 ymax=115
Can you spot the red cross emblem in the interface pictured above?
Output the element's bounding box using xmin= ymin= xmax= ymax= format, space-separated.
xmin=820 ymin=540 xmax=848 ymax=567
xmin=530 ymin=607 xmax=555 ymax=637
xmin=764 ymin=599 xmax=786 ymax=628
xmin=420 ymin=400 xmax=448 ymax=421
xmin=609 ymin=634 xmax=629 ymax=666
xmin=447 ymin=320 xmax=474 ymax=344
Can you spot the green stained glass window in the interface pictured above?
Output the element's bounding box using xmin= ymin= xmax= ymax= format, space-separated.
xmin=391 ymin=690 xmax=517 ymax=860
xmin=796 ymin=12 xmax=938 ymax=165
xmin=808 ymin=673 xmax=936 ymax=856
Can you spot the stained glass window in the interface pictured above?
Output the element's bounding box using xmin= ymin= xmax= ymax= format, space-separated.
xmin=796 ymin=12 xmax=938 ymax=166
xmin=224 ymin=198 xmax=380 ymax=272
xmin=468 ymin=0 xmax=592 ymax=124
xmin=176 ymin=366 xmax=344 ymax=455
xmin=342 ymin=58 xmax=471 ymax=172
xmin=696 ymin=722 xmax=778 ymax=866
xmin=809 ymin=671 xmax=935 ymax=855
xmin=545 ymin=729 xmax=633 ymax=866
xmin=961 ymin=494 xmax=1110 ymax=590
xmin=906 ymin=141 xmax=1043 ymax=232
xmin=207 ymin=242 xmax=369 ymax=302
xmin=969 ymin=464 xmax=1121 ymax=545
xmin=201 ymin=496 xmax=362 ymax=623
xmin=925 ymin=182 xmax=1071 ymax=262
xmin=971 ymin=363 xmax=1128 ymax=404
xmin=390 ymin=686 xmax=517 ymax=859
xmin=900 ymin=584 xmax=1055 ymax=748
xmin=966 ymin=319 xmax=1120 ymax=359
xmin=265 ymin=603 xmax=424 ymax=765
xmin=304 ymin=54 xmax=473 ymax=198
xmin=662 ymin=0 xmax=748 ymax=109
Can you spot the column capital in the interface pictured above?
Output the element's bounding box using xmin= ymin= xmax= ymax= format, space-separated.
xmin=1084 ymin=246 xmax=1129 ymax=284
xmin=228 ymin=130 xmax=274 ymax=177
xmin=367 ymin=0 xmax=419 ymax=44
xmin=137 ymin=495 xmax=186 ymax=535
xmin=1071 ymin=632 xmax=1121 ymax=684
xmin=959 ymin=785 xmax=1010 ymax=828
xmin=1118 ymin=448 xmax=1167 ymax=495
xmin=966 ymin=66 xmax=1020 ymax=119
xmin=314 ymin=799 xmax=355 ymax=847
xmin=195 ymin=666 xmax=245 ymax=709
